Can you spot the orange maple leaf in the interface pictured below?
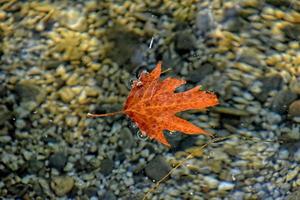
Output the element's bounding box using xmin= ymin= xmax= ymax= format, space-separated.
xmin=88 ymin=62 xmax=219 ymax=147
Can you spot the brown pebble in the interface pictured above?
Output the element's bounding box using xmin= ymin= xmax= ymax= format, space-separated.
xmin=288 ymin=100 xmax=300 ymax=117
xmin=50 ymin=176 xmax=74 ymax=197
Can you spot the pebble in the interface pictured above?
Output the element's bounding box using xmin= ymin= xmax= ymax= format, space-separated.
xmin=175 ymin=31 xmax=197 ymax=52
xmin=278 ymin=149 xmax=289 ymax=159
xmin=288 ymin=100 xmax=300 ymax=117
xmin=271 ymin=90 xmax=298 ymax=114
xmin=286 ymin=167 xmax=299 ymax=182
xmin=203 ymin=176 xmax=219 ymax=189
xmin=27 ymin=158 xmax=44 ymax=174
xmin=212 ymin=106 xmax=250 ymax=116
xmin=294 ymin=149 xmax=300 ymax=162
xmin=218 ymin=181 xmax=235 ymax=191
xmin=187 ymin=62 xmax=215 ymax=83
xmin=100 ymin=191 xmax=117 ymax=200
xmin=58 ymin=87 xmax=76 ymax=103
xmin=48 ymin=152 xmax=68 ymax=172
xmin=145 ymin=155 xmax=171 ymax=182
xmin=119 ymin=127 xmax=134 ymax=149
xmin=0 ymin=105 xmax=11 ymax=125
xmin=50 ymin=176 xmax=74 ymax=197
xmin=286 ymin=190 xmax=300 ymax=200
xmin=255 ymin=75 xmax=283 ymax=101
xmin=282 ymin=24 xmax=300 ymax=40
xmin=196 ymin=9 xmax=215 ymax=35
xmin=100 ymin=158 xmax=114 ymax=176
xmin=15 ymin=80 xmax=46 ymax=103
xmin=83 ymin=186 xmax=98 ymax=197
xmin=65 ymin=115 xmax=79 ymax=127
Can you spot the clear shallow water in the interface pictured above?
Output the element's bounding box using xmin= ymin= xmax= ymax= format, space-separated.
xmin=0 ymin=0 xmax=300 ymax=199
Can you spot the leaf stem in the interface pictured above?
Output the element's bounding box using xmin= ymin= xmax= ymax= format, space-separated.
xmin=87 ymin=110 xmax=124 ymax=118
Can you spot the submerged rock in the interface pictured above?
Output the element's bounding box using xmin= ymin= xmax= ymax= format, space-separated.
xmin=145 ymin=155 xmax=171 ymax=181
xmin=50 ymin=176 xmax=74 ymax=197
xmin=271 ymin=90 xmax=297 ymax=114
xmin=288 ymin=100 xmax=300 ymax=117
xmin=48 ymin=152 xmax=68 ymax=172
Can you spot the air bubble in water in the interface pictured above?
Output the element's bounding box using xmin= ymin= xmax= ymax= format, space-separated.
xmin=136 ymin=130 xmax=148 ymax=141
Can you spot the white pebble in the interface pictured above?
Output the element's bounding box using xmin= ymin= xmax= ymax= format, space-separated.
xmin=218 ymin=181 xmax=235 ymax=191
xmin=203 ymin=176 xmax=219 ymax=189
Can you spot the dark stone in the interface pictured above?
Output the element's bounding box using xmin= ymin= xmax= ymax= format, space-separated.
xmin=120 ymin=127 xmax=134 ymax=149
xmin=0 ymin=105 xmax=12 ymax=126
xmin=130 ymin=45 xmax=147 ymax=68
xmin=271 ymin=90 xmax=298 ymax=114
xmin=0 ymin=163 xmax=10 ymax=178
xmin=75 ymin=158 xmax=93 ymax=172
xmin=176 ymin=135 xmax=198 ymax=151
xmin=145 ymin=155 xmax=171 ymax=181
xmin=0 ymin=84 xmax=6 ymax=97
xmin=222 ymin=6 xmax=239 ymax=23
xmin=187 ymin=62 xmax=215 ymax=83
xmin=162 ymin=49 xmax=182 ymax=74
xmin=101 ymin=191 xmax=117 ymax=200
xmin=265 ymin=0 xmax=293 ymax=7
xmin=254 ymin=75 xmax=283 ymax=102
xmin=196 ymin=9 xmax=215 ymax=35
xmin=282 ymin=24 xmax=300 ymax=41
xmin=100 ymin=158 xmax=114 ymax=176
xmin=6 ymin=183 xmax=29 ymax=198
xmin=27 ymin=158 xmax=44 ymax=174
xmin=83 ymin=186 xmax=98 ymax=197
xmin=222 ymin=6 xmax=247 ymax=33
xmin=48 ymin=152 xmax=68 ymax=172
xmin=288 ymin=100 xmax=300 ymax=117
xmin=15 ymin=80 xmax=45 ymax=103
xmin=174 ymin=31 xmax=197 ymax=53
xmin=237 ymin=52 xmax=262 ymax=68
xmin=106 ymin=28 xmax=141 ymax=71
xmin=163 ymin=130 xmax=183 ymax=149
xmin=41 ymin=135 xmax=59 ymax=144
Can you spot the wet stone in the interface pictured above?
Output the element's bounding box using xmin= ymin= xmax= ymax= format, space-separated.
xmin=15 ymin=80 xmax=46 ymax=103
xmin=203 ymin=176 xmax=219 ymax=189
xmin=120 ymin=127 xmax=134 ymax=149
xmin=100 ymin=191 xmax=117 ymax=200
xmin=271 ymin=90 xmax=298 ymax=114
xmin=83 ymin=186 xmax=98 ymax=197
xmin=0 ymin=105 xmax=12 ymax=126
xmin=107 ymin=29 xmax=140 ymax=70
xmin=218 ymin=181 xmax=235 ymax=191
xmin=6 ymin=183 xmax=29 ymax=198
xmin=196 ymin=9 xmax=215 ymax=35
xmin=50 ymin=176 xmax=74 ymax=197
xmin=100 ymin=158 xmax=114 ymax=176
xmin=48 ymin=152 xmax=68 ymax=172
xmin=254 ymin=75 xmax=283 ymax=101
xmin=222 ymin=6 xmax=247 ymax=33
xmin=212 ymin=106 xmax=250 ymax=117
xmin=164 ymin=131 xmax=183 ymax=149
xmin=288 ymin=100 xmax=300 ymax=117
xmin=187 ymin=62 xmax=215 ymax=83
xmin=282 ymin=24 xmax=300 ymax=41
xmin=27 ymin=158 xmax=44 ymax=174
xmin=237 ymin=51 xmax=262 ymax=68
xmin=287 ymin=190 xmax=300 ymax=200
xmin=175 ymin=31 xmax=197 ymax=53
xmin=266 ymin=0 xmax=295 ymax=7
xmin=145 ymin=155 xmax=171 ymax=182
xmin=0 ymin=163 xmax=10 ymax=178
